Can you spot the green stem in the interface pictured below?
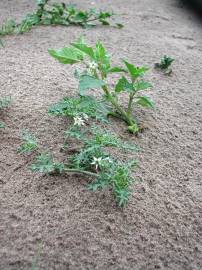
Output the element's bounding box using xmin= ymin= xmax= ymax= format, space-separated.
xmin=96 ymin=68 xmax=134 ymax=126
xmin=64 ymin=167 xmax=98 ymax=177
xmin=127 ymin=92 xmax=135 ymax=116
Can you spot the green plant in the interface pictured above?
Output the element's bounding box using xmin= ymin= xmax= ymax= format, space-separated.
xmin=155 ymin=55 xmax=174 ymax=75
xmin=19 ymin=118 xmax=138 ymax=206
xmin=0 ymin=0 xmax=122 ymax=45
xmin=49 ymin=37 xmax=154 ymax=133
xmin=0 ymin=96 xmax=11 ymax=128
xmin=17 ymin=130 xmax=38 ymax=154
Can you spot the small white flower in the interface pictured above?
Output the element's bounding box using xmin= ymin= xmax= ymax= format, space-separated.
xmin=88 ymin=61 xmax=98 ymax=70
xmin=104 ymin=157 xmax=113 ymax=163
xmin=73 ymin=116 xmax=85 ymax=126
xmin=82 ymin=113 xmax=89 ymax=121
xmin=91 ymin=156 xmax=103 ymax=170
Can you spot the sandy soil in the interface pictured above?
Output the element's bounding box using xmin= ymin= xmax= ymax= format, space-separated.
xmin=0 ymin=0 xmax=202 ymax=269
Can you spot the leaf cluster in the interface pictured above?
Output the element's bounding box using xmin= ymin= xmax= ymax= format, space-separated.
xmin=48 ymin=95 xmax=109 ymax=123
xmin=155 ymin=55 xmax=174 ymax=75
xmin=17 ymin=130 xmax=38 ymax=154
xmin=66 ymin=124 xmax=138 ymax=206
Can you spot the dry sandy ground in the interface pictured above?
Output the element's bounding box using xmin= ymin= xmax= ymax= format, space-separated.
xmin=0 ymin=0 xmax=202 ymax=269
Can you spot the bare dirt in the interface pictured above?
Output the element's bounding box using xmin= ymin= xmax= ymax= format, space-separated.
xmin=0 ymin=0 xmax=202 ymax=269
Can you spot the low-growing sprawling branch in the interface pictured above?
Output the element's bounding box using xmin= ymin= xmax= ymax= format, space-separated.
xmin=0 ymin=0 xmax=122 ymax=46
xmin=49 ymin=37 xmax=155 ymax=133
xmin=18 ymin=120 xmax=138 ymax=206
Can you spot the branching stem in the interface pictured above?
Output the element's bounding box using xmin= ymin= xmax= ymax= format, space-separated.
xmin=64 ymin=167 xmax=98 ymax=177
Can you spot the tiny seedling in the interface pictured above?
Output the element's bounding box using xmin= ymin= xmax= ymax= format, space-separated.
xmin=0 ymin=96 xmax=11 ymax=129
xmin=0 ymin=0 xmax=122 ymax=45
xmin=19 ymin=119 xmax=139 ymax=206
xmin=49 ymin=37 xmax=154 ymax=133
xmin=155 ymin=55 xmax=174 ymax=75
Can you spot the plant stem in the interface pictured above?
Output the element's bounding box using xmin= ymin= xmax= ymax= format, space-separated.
xmin=127 ymin=92 xmax=134 ymax=116
xmin=64 ymin=167 xmax=98 ymax=177
xmin=96 ymin=68 xmax=134 ymax=126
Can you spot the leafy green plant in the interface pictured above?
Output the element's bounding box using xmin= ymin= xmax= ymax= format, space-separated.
xmin=155 ymin=55 xmax=174 ymax=75
xmin=49 ymin=95 xmax=110 ymax=123
xmin=19 ymin=116 xmax=138 ymax=206
xmin=0 ymin=0 xmax=122 ymax=45
xmin=17 ymin=130 xmax=38 ymax=154
xmin=0 ymin=96 xmax=11 ymax=129
xmin=49 ymin=37 xmax=154 ymax=133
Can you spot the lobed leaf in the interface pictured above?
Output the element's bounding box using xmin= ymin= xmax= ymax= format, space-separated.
xmin=115 ymin=76 xmax=134 ymax=93
xmin=71 ymin=39 xmax=95 ymax=59
xmin=109 ymin=66 xmax=127 ymax=73
xmin=79 ymin=75 xmax=106 ymax=96
xmin=123 ymin=60 xmax=148 ymax=81
xmin=48 ymin=47 xmax=84 ymax=64
xmin=135 ymin=96 xmax=154 ymax=108
xmin=134 ymin=80 xmax=152 ymax=92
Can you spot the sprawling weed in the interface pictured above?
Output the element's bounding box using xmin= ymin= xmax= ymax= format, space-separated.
xmin=0 ymin=0 xmax=122 ymax=46
xmin=19 ymin=118 xmax=138 ymax=206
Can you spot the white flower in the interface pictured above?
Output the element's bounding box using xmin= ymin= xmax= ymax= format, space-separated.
xmin=73 ymin=116 xmax=85 ymax=126
xmin=104 ymin=157 xmax=113 ymax=163
xmin=82 ymin=113 xmax=89 ymax=120
xmin=88 ymin=61 xmax=98 ymax=70
xmin=91 ymin=156 xmax=103 ymax=169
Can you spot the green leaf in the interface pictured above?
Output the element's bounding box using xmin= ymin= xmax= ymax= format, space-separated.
xmin=0 ymin=96 xmax=11 ymax=110
xmin=71 ymin=38 xmax=95 ymax=59
xmin=155 ymin=55 xmax=174 ymax=70
xmin=79 ymin=75 xmax=105 ymax=96
xmin=48 ymin=47 xmax=84 ymax=64
xmin=115 ymin=76 xmax=134 ymax=93
xmin=31 ymin=153 xmax=54 ymax=174
xmin=99 ymin=19 xmax=110 ymax=25
xmin=0 ymin=122 xmax=5 ymax=129
xmin=135 ymin=96 xmax=154 ymax=108
xmin=36 ymin=0 xmax=48 ymax=6
xmin=123 ymin=60 xmax=148 ymax=80
xmin=95 ymin=41 xmax=110 ymax=74
xmin=116 ymin=23 xmax=124 ymax=29
xmin=109 ymin=66 xmax=127 ymax=73
xmin=95 ymin=41 xmax=106 ymax=61
xmin=17 ymin=130 xmax=38 ymax=154
xmin=134 ymin=80 xmax=152 ymax=91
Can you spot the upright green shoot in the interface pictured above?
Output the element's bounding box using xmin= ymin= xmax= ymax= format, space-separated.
xmin=49 ymin=38 xmax=154 ymax=133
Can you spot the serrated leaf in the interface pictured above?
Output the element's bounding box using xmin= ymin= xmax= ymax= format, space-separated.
xmin=79 ymin=75 xmax=105 ymax=96
xmin=115 ymin=76 xmax=134 ymax=93
xmin=48 ymin=47 xmax=84 ymax=64
xmin=71 ymin=38 xmax=95 ymax=59
xmin=135 ymin=96 xmax=154 ymax=108
xmin=123 ymin=60 xmax=148 ymax=80
xmin=109 ymin=66 xmax=127 ymax=73
xmin=18 ymin=130 xmax=38 ymax=154
xmin=134 ymin=80 xmax=152 ymax=91
xmin=95 ymin=41 xmax=110 ymax=74
xmin=31 ymin=153 xmax=54 ymax=174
